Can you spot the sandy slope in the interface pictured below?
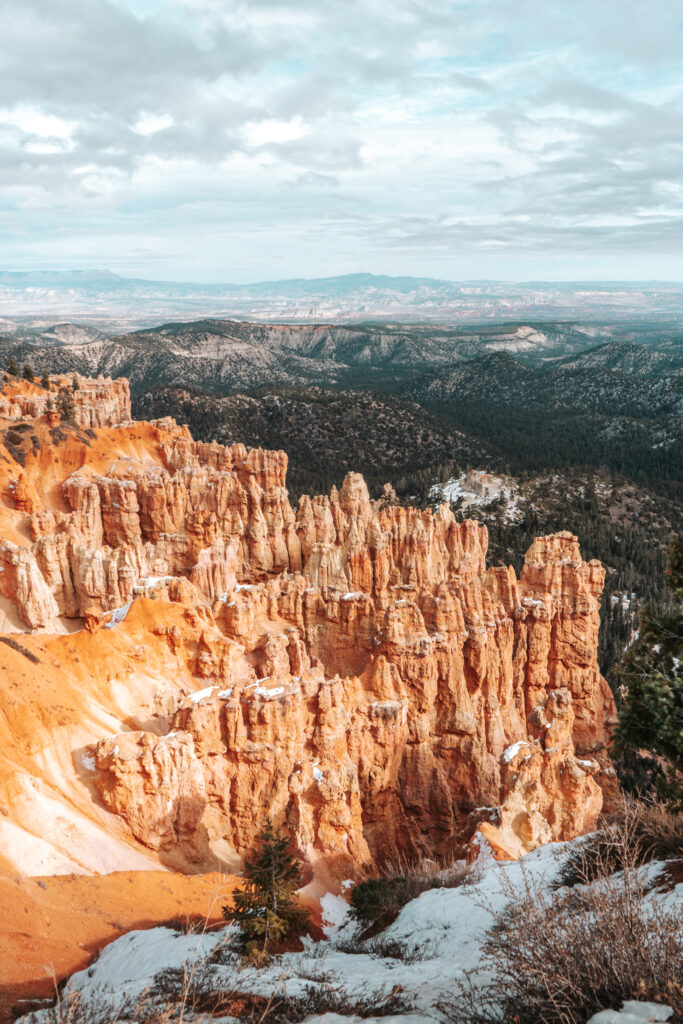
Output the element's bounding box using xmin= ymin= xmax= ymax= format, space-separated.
xmin=0 ymin=869 xmax=238 ymax=1024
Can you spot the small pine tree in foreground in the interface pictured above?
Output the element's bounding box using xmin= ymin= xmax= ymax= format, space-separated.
xmin=615 ymin=537 xmax=682 ymax=809
xmin=7 ymin=356 xmax=18 ymax=377
xmin=22 ymin=363 xmax=34 ymax=381
xmin=222 ymin=819 xmax=311 ymax=959
xmin=40 ymin=373 xmax=50 ymax=390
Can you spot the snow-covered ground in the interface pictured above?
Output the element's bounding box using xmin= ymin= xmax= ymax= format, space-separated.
xmin=18 ymin=840 xmax=681 ymax=1024
xmin=429 ymin=470 xmax=523 ymax=523
xmin=611 ymin=592 xmax=637 ymax=611
xmin=103 ymin=601 xmax=132 ymax=628
xmin=590 ymin=1005 xmax=673 ymax=1024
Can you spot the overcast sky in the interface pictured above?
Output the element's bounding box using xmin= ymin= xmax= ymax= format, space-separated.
xmin=1 ymin=0 xmax=682 ymax=282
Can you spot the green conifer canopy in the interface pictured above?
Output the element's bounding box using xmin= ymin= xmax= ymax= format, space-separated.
xmin=223 ymin=819 xmax=311 ymax=957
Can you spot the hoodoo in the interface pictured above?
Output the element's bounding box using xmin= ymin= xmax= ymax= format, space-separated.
xmin=0 ymin=374 xmax=616 ymax=879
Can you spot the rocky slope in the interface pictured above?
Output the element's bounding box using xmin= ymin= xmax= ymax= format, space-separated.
xmin=551 ymin=340 xmax=683 ymax=376
xmin=0 ymin=321 xmax=108 ymax=346
xmin=0 ymin=869 xmax=238 ymax=1024
xmin=0 ymin=375 xmax=616 ymax=885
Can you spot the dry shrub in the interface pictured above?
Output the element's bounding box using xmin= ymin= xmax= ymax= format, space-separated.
xmin=333 ymin=932 xmax=432 ymax=962
xmin=558 ymin=794 xmax=683 ymax=888
xmin=47 ymin=954 xmax=415 ymax=1024
xmin=149 ymin=962 xmax=412 ymax=1023
xmin=359 ymin=935 xmax=431 ymax=962
xmin=18 ymin=988 xmax=211 ymax=1024
xmin=31 ymin=962 xmax=238 ymax=1024
xmin=381 ymin=855 xmax=473 ymax=896
xmin=155 ymin=914 xmax=213 ymax=935
xmin=249 ymin=970 xmax=413 ymax=1023
xmin=150 ymin=960 xmax=238 ymax=1016
xmin=350 ymin=855 xmax=473 ymax=934
xmin=439 ymin=825 xmax=683 ymax=1024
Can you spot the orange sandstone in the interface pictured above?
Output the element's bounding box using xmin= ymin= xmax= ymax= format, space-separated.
xmin=0 ymin=375 xmax=617 ymax=884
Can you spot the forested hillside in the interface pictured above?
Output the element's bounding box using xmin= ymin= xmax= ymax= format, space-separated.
xmin=134 ymin=386 xmax=495 ymax=497
xmin=407 ymin=351 xmax=682 ymax=501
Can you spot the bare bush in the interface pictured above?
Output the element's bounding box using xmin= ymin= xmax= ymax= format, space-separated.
xmin=381 ymin=855 xmax=473 ymax=895
xmin=36 ymin=975 xmax=412 ymax=1024
xmin=439 ymin=826 xmax=683 ymax=1024
xmin=248 ymin=970 xmax=413 ymax=1022
xmin=334 ymin=933 xmax=432 ymax=962
xmin=19 ymin=988 xmax=211 ymax=1024
xmin=150 ymin=960 xmax=239 ymax=1017
xmin=155 ymin=914 xmax=214 ymax=935
xmin=558 ymin=794 xmax=683 ymax=888
xmin=147 ymin=961 xmax=412 ymax=1023
xmin=359 ymin=936 xmax=431 ymax=962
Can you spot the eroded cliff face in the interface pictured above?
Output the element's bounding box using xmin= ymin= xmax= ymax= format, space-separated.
xmin=0 ymin=375 xmax=616 ymax=878
xmin=0 ymin=374 xmax=131 ymax=430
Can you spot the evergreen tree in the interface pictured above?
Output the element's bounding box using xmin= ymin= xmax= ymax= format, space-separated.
xmin=40 ymin=373 xmax=50 ymax=390
xmin=222 ymin=819 xmax=310 ymax=958
xmin=72 ymin=374 xmax=80 ymax=391
xmin=57 ymin=386 xmax=76 ymax=425
xmin=22 ymin=363 xmax=34 ymax=382
xmin=614 ymin=538 xmax=682 ymax=809
xmin=7 ymin=356 xmax=18 ymax=377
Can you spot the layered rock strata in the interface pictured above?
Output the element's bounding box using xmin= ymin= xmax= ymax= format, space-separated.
xmin=0 ymin=376 xmax=617 ymax=877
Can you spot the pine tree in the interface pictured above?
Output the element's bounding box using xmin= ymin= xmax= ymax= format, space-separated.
xmin=57 ymin=386 xmax=76 ymax=425
xmin=614 ymin=538 xmax=682 ymax=809
xmin=40 ymin=374 xmax=50 ymax=390
xmin=71 ymin=374 xmax=80 ymax=392
xmin=7 ymin=356 xmax=18 ymax=377
xmin=222 ymin=819 xmax=311 ymax=958
xmin=22 ymin=363 xmax=34 ymax=382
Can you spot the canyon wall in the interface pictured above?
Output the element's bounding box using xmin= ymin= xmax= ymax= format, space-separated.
xmin=0 ymin=375 xmax=616 ymax=877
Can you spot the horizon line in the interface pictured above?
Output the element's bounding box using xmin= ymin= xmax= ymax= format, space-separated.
xmin=2 ymin=269 xmax=683 ymax=288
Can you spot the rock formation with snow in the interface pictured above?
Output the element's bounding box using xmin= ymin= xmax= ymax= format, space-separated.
xmin=0 ymin=374 xmax=616 ymax=879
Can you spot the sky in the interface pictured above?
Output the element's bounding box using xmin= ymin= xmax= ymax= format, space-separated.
xmin=1 ymin=0 xmax=682 ymax=283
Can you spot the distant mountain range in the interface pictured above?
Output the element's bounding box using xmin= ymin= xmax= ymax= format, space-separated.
xmin=2 ymin=270 xmax=683 ymax=328
xmin=0 ymin=317 xmax=681 ymax=395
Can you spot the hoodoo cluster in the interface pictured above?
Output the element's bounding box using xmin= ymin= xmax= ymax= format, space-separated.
xmin=0 ymin=375 xmax=616 ymax=879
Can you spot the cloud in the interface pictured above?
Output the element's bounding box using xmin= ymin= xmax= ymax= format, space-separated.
xmin=0 ymin=0 xmax=681 ymax=279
